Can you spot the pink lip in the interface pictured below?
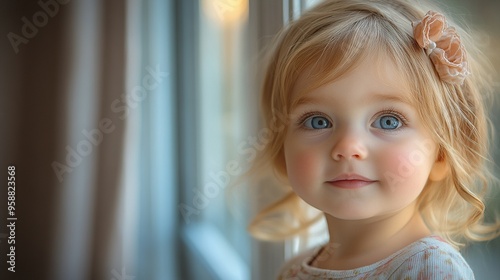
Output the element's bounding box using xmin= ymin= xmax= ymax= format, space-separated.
xmin=326 ymin=174 xmax=377 ymax=189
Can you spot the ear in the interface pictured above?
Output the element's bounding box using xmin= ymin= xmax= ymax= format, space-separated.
xmin=429 ymin=150 xmax=449 ymax=181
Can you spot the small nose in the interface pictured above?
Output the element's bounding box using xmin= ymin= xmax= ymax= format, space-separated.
xmin=331 ymin=129 xmax=368 ymax=161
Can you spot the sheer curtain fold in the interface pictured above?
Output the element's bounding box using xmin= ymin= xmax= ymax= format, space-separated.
xmin=53 ymin=0 xmax=128 ymax=279
xmin=37 ymin=0 xmax=178 ymax=279
xmin=89 ymin=0 xmax=127 ymax=279
xmin=0 ymin=1 xmax=71 ymax=280
xmin=1 ymin=1 xmax=129 ymax=279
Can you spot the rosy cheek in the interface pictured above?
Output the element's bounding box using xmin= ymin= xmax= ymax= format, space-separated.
xmin=286 ymin=149 xmax=321 ymax=188
xmin=379 ymin=144 xmax=433 ymax=192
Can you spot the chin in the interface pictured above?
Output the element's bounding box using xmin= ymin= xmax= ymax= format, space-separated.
xmin=324 ymin=208 xmax=376 ymax=221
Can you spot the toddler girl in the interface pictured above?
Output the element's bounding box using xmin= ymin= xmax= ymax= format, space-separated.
xmin=247 ymin=0 xmax=500 ymax=279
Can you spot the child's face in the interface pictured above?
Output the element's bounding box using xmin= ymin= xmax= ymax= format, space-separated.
xmin=283 ymin=53 xmax=444 ymax=221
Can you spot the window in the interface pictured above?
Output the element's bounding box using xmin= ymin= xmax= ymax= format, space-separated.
xmin=178 ymin=1 xmax=324 ymax=279
xmin=177 ymin=0 xmax=253 ymax=279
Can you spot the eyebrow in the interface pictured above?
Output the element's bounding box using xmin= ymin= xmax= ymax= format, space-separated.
xmin=293 ymin=91 xmax=412 ymax=108
xmin=293 ymin=95 xmax=319 ymax=107
xmin=367 ymin=92 xmax=412 ymax=105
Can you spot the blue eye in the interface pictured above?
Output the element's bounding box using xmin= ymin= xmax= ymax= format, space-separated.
xmin=373 ymin=115 xmax=401 ymax=130
xmin=304 ymin=116 xmax=331 ymax=129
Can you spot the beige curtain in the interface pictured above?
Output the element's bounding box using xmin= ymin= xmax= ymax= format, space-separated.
xmin=0 ymin=1 xmax=127 ymax=279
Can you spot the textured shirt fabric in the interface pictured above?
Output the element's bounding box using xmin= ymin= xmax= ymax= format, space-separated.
xmin=278 ymin=236 xmax=474 ymax=280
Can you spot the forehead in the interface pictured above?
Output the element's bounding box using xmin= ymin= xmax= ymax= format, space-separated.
xmin=291 ymin=50 xmax=413 ymax=106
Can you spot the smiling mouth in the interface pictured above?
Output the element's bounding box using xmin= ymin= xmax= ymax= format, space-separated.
xmin=326 ymin=174 xmax=377 ymax=189
xmin=326 ymin=180 xmax=376 ymax=189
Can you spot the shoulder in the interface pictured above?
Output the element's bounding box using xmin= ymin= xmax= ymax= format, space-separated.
xmin=390 ymin=236 xmax=474 ymax=280
xmin=276 ymin=236 xmax=474 ymax=280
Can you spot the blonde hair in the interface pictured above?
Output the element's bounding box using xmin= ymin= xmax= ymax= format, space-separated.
xmin=248 ymin=0 xmax=500 ymax=248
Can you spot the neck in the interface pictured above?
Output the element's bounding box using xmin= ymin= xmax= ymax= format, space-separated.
xmin=315 ymin=202 xmax=430 ymax=269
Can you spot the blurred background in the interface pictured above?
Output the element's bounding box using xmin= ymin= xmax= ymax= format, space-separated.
xmin=0 ymin=0 xmax=499 ymax=279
